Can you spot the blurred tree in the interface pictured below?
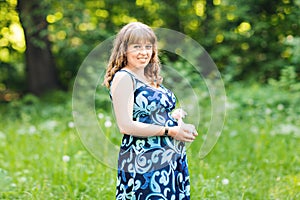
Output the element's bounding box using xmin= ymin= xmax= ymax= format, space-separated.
xmin=17 ymin=0 xmax=60 ymax=95
xmin=0 ymin=0 xmax=299 ymax=99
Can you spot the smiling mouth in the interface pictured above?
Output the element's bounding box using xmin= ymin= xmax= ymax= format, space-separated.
xmin=138 ymin=57 xmax=148 ymax=61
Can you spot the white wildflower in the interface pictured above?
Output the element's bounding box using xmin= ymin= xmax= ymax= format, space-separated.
xmin=28 ymin=125 xmax=36 ymax=134
xmin=278 ymin=124 xmax=299 ymax=135
xmin=277 ymin=104 xmax=284 ymax=111
xmin=104 ymin=120 xmax=112 ymax=128
xmin=62 ymin=155 xmax=70 ymax=162
xmin=68 ymin=121 xmax=75 ymax=128
xmin=222 ymin=178 xmax=229 ymax=185
xmin=19 ymin=177 xmax=27 ymax=183
xmin=11 ymin=183 xmax=17 ymax=187
xmin=265 ymin=108 xmax=272 ymax=115
xmin=98 ymin=113 xmax=104 ymax=119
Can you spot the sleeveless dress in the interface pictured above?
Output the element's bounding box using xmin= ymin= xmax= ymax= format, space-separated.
xmin=114 ymin=70 xmax=190 ymax=200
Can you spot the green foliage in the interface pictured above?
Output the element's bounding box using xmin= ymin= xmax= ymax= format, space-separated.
xmin=268 ymin=66 xmax=300 ymax=92
xmin=0 ymin=84 xmax=299 ymax=199
xmin=0 ymin=0 xmax=300 ymax=94
xmin=0 ymin=0 xmax=25 ymax=92
xmin=285 ymin=37 xmax=300 ymax=64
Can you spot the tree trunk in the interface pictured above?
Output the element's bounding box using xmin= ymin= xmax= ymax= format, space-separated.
xmin=17 ymin=0 xmax=59 ymax=95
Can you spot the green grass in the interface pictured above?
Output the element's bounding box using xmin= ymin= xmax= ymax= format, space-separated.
xmin=0 ymin=83 xmax=299 ymax=199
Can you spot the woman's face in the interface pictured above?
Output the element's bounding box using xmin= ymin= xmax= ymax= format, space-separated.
xmin=126 ymin=42 xmax=153 ymax=70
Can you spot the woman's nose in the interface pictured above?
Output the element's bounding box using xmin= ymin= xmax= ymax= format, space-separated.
xmin=141 ymin=49 xmax=147 ymax=54
xmin=139 ymin=48 xmax=147 ymax=54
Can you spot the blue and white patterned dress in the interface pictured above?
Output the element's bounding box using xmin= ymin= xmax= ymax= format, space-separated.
xmin=114 ymin=70 xmax=190 ymax=200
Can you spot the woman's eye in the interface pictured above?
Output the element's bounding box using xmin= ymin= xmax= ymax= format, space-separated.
xmin=134 ymin=45 xmax=141 ymax=49
xmin=146 ymin=45 xmax=152 ymax=49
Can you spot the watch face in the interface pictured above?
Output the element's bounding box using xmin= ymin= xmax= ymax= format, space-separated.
xmin=164 ymin=127 xmax=169 ymax=136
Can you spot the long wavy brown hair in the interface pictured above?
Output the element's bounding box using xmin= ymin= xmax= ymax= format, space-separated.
xmin=103 ymin=22 xmax=162 ymax=88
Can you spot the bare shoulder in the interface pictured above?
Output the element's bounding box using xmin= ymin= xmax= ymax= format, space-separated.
xmin=110 ymin=70 xmax=134 ymax=92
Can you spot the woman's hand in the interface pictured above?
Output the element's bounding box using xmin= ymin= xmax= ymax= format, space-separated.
xmin=171 ymin=108 xmax=187 ymax=125
xmin=169 ymin=122 xmax=198 ymax=142
xmin=170 ymin=108 xmax=198 ymax=142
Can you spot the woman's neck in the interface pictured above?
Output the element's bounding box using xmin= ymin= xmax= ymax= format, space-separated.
xmin=123 ymin=67 xmax=148 ymax=82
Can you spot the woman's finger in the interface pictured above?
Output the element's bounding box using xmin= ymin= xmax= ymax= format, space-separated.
xmin=185 ymin=132 xmax=195 ymax=141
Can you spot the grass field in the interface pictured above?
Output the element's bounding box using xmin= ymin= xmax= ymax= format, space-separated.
xmin=0 ymin=83 xmax=299 ymax=199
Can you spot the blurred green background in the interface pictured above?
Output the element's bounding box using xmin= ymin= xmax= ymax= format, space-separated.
xmin=0 ymin=0 xmax=299 ymax=199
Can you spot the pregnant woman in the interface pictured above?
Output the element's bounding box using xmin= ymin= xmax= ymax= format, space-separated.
xmin=103 ymin=22 xmax=198 ymax=200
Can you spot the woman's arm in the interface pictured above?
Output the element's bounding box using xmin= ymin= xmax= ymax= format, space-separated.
xmin=110 ymin=72 xmax=197 ymax=141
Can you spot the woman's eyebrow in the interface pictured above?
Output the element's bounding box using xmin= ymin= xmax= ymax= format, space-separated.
xmin=130 ymin=42 xmax=152 ymax=44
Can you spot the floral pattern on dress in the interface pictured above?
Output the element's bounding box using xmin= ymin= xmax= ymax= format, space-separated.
xmin=115 ymin=70 xmax=190 ymax=200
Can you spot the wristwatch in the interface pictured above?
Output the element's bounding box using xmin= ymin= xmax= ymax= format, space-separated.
xmin=164 ymin=127 xmax=169 ymax=136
